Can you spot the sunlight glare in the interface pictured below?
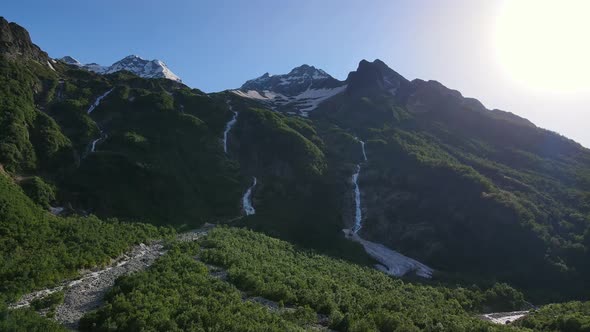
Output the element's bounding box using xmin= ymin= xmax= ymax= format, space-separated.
xmin=495 ymin=0 xmax=590 ymax=93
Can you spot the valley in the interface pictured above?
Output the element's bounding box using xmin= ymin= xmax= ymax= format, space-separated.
xmin=0 ymin=15 xmax=589 ymax=331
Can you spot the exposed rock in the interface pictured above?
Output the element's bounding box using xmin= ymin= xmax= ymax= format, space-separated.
xmin=0 ymin=17 xmax=48 ymax=62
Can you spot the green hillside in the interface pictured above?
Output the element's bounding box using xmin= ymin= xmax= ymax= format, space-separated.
xmin=80 ymin=227 xmax=525 ymax=332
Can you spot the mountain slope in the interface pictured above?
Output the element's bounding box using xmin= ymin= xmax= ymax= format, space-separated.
xmin=313 ymin=59 xmax=590 ymax=301
xmin=0 ymin=17 xmax=49 ymax=64
xmin=2 ymin=18 xmax=590 ymax=332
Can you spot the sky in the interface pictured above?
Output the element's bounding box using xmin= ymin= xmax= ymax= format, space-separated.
xmin=2 ymin=0 xmax=589 ymax=146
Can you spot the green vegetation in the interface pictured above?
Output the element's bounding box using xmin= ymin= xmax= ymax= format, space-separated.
xmin=233 ymin=107 xmax=327 ymax=178
xmin=79 ymin=241 xmax=310 ymax=331
xmin=30 ymin=291 xmax=64 ymax=312
xmin=81 ymin=227 xmax=524 ymax=331
xmin=0 ymin=55 xmax=67 ymax=173
xmin=3 ymin=25 xmax=590 ymax=329
xmin=0 ymin=54 xmax=246 ymax=226
xmin=30 ymin=291 xmax=64 ymax=318
xmin=516 ymin=301 xmax=590 ymax=331
xmin=229 ymin=105 xmax=370 ymax=264
xmin=19 ymin=176 xmax=56 ymax=208
xmin=0 ymin=305 xmax=67 ymax=332
xmin=0 ymin=171 xmax=171 ymax=303
xmin=314 ymin=81 xmax=590 ymax=302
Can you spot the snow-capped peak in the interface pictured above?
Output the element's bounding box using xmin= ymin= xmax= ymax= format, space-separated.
xmin=235 ymin=64 xmax=346 ymax=117
xmin=58 ymin=55 xmax=182 ymax=82
xmin=240 ymin=64 xmax=342 ymax=96
xmin=59 ymin=56 xmax=82 ymax=66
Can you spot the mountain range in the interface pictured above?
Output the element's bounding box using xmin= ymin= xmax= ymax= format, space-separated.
xmin=59 ymin=54 xmax=182 ymax=82
xmin=1 ymin=16 xmax=589 ymax=331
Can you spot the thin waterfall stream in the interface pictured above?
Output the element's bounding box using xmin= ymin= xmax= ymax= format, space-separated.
xmin=346 ymin=138 xmax=434 ymax=278
xmin=352 ymin=138 xmax=367 ymax=233
xmin=223 ymin=101 xmax=256 ymax=216
xmin=223 ymin=103 xmax=238 ymax=154
xmin=242 ymin=177 xmax=257 ymax=216
xmin=85 ymin=89 xmax=114 ymax=156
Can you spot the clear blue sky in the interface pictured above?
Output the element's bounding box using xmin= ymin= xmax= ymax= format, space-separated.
xmin=3 ymin=0 xmax=590 ymax=146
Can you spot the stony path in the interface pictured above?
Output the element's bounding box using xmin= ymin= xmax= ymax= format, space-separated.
xmin=10 ymin=227 xmax=211 ymax=330
xmin=55 ymin=242 xmax=166 ymax=328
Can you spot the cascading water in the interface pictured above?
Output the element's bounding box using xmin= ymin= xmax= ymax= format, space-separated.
xmin=87 ymin=88 xmax=114 ymax=114
xmin=223 ymin=103 xmax=238 ymax=154
xmin=352 ymin=139 xmax=367 ymax=234
xmin=360 ymin=140 xmax=367 ymax=161
xmin=85 ymin=89 xmax=114 ymax=156
xmin=222 ymin=101 xmax=257 ymax=217
xmin=345 ymin=138 xmax=434 ymax=278
xmin=242 ymin=177 xmax=257 ymax=216
xmin=352 ymin=164 xmax=363 ymax=233
xmin=90 ymin=132 xmax=108 ymax=153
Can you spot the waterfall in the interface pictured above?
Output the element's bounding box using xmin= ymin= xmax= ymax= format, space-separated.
xmin=352 ymin=139 xmax=367 ymax=234
xmin=352 ymin=165 xmax=362 ymax=233
xmin=85 ymin=89 xmax=114 ymax=156
xmin=90 ymin=132 xmax=108 ymax=153
xmin=345 ymin=138 xmax=434 ymax=278
xmin=242 ymin=177 xmax=257 ymax=216
xmin=223 ymin=103 xmax=238 ymax=154
xmin=360 ymin=140 xmax=367 ymax=161
xmin=87 ymin=88 xmax=114 ymax=114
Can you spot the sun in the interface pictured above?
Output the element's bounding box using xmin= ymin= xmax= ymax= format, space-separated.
xmin=495 ymin=0 xmax=590 ymax=93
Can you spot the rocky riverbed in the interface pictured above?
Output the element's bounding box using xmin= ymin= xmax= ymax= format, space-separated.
xmin=10 ymin=228 xmax=210 ymax=329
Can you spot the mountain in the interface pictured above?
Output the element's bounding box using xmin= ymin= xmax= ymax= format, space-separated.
xmin=345 ymin=59 xmax=410 ymax=98
xmin=1 ymin=17 xmax=590 ymax=331
xmin=0 ymin=17 xmax=49 ymax=64
xmin=315 ymin=59 xmax=590 ymax=301
xmin=58 ymin=54 xmax=182 ymax=82
xmin=234 ymin=64 xmax=347 ymax=117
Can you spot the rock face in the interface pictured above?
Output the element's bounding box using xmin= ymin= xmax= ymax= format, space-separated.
xmin=345 ymin=59 xmax=410 ymax=98
xmin=59 ymin=54 xmax=182 ymax=82
xmin=0 ymin=17 xmax=48 ymax=62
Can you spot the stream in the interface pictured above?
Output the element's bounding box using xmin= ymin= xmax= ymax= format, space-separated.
xmin=223 ymin=103 xmax=238 ymax=154
xmin=85 ymin=89 xmax=114 ymax=156
xmin=346 ymin=138 xmax=434 ymax=278
xmin=86 ymin=89 xmax=114 ymax=114
xmin=243 ymin=177 xmax=257 ymax=216
xmin=8 ymin=228 xmax=211 ymax=329
xmin=352 ymin=138 xmax=367 ymax=233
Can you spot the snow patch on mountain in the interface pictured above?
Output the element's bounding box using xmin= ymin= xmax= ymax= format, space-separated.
xmin=59 ymin=55 xmax=181 ymax=82
xmin=234 ymin=85 xmax=346 ymax=117
xmin=234 ymin=64 xmax=346 ymax=117
xmin=296 ymin=85 xmax=347 ymax=116
xmin=344 ymin=229 xmax=433 ymax=278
